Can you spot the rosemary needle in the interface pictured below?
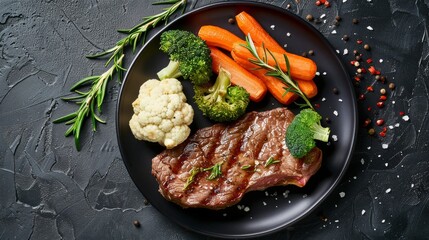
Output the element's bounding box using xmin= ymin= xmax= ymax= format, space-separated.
xmin=54 ymin=0 xmax=187 ymax=151
xmin=242 ymin=34 xmax=314 ymax=110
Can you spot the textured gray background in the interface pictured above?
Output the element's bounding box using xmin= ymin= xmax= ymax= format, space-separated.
xmin=1 ymin=0 xmax=428 ymax=239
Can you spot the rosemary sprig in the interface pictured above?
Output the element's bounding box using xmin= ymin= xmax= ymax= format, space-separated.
xmin=54 ymin=0 xmax=187 ymax=150
xmin=183 ymin=167 xmax=201 ymax=190
xmin=242 ymin=34 xmax=314 ymax=110
xmin=264 ymin=156 xmax=281 ymax=167
xmin=203 ymin=161 xmax=223 ymax=180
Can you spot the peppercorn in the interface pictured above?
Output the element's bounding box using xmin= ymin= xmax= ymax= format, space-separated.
xmin=375 ymin=75 xmax=380 ymax=81
xmin=228 ymin=18 xmax=235 ymax=24
xmin=376 ymin=119 xmax=384 ymax=126
xmin=355 ymin=55 xmax=361 ymax=61
xmin=143 ymin=199 xmax=149 ymax=205
xmin=308 ymin=50 xmax=314 ymax=55
xmin=306 ymin=14 xmax=314 ymax=21
xmin=376 ymin=101 xmax=385 ymax=108
xmin=380 ymin=88 xmax=386 ymax=95
xmin=325 ymin=117 xmax=331 ymax=124
xmin=352 ymin=18 xmax=359 ymax=24
xmin=133 ymin=220 xmax=141 ymax=228
xmin=354 ymin=61 xmax=360 ymax=67
xmin=324 ymin=1 xmax=331 ymax=7
xmin=315 ymin=0 xmax=322 ymax=6
xmin=380 ymin=75 xmax=386 ymax=83
xmin=379 ymin=95 xmax=387 ymax=101
xmin=332 ymin=87 xmax=339 ymax=94
xmin=333 ymin=20 xmax=339 ymax=26
xmin=335 ymin=16 xmax=342 ymax=21
xmin=364 ymin=44 xmax=371 ymax=50
xmin=368 ymin=128 xmax=375 ymax=135
xmin=389 ymin=82 xmax=396 ymax=90
xmin=302 ymin=52 xmax=308 ymax=57
xmin=353 ymin=49 xmax=359 ymax=55
xmin=342 ymin=35 xmax=349 ymax=41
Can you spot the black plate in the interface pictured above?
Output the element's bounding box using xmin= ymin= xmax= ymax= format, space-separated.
xmin=116 ymin=1 xmax=357 ymax=238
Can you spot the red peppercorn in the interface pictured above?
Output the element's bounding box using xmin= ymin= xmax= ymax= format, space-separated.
xmin=379 ymin=131 xmax=386 ymax=137
xmin=350 ymin=60 xmax=357 ymax=65
xmin=399 ymin=111 xmax=405 ymax=116
xmin=358 ymin=94 xmax=365 ymax=100
xmin=367 ymin=86 xmax=374 ymax=92
xmin=360 ymin=68 xmax=367 ymax=74
xmin=324 ymin=1 xmax=331 ymax=7
xmin=314 ymin=103 xmax=320 ymax=108
xmin=368 ymin=66 xmax=381 ymax=75
xmin=376 ymin=119 xmax=385 ymax=126
xmin=376 ymin=101 xmax=385 ymax=108
xmin=379 ymin=95 xmax=387 ymax=101
xmin=315 ymin=0 xmax=322 ymax=6
xmin=363 ymin=118 xmax=371 ymax=127
xmin=366 ymin=58 xmax=373 ymax=64
xmin=357 ymin=40 xmax=363 ymax=44
xmin=367 ymin=107 xmax=372 ymax=111
xmin=354 ymin=76 xmax=361 ymax=82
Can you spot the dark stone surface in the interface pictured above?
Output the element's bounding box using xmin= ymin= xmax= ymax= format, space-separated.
xmin=1 ymin=0 xmax=428 ymax=239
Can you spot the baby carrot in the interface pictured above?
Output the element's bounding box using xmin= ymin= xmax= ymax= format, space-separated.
xmin=231 ymin=42 xmax=317 ymax=81
xmin=198 ymin=25 xmax=245 ymax=52
xmin=209 ymin=47 xmax=267 ymax=102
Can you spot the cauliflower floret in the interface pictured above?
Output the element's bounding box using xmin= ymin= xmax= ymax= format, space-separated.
xmin=129 ymin=78 xmax=194 ymax=149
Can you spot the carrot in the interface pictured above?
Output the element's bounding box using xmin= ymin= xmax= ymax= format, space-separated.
xmin=198 ymin=25 xmax=245 ymax=52
xmin=297 ymin=79 xmax=318 ymax=98
xmin=209 ymin=47 xmax=267 ymax=102
xmin=231 ymin=51 xmax=297 ymax=105
xmin=235 ymin=11 xmax=286 ymax=54
xmin=231 ymin=42 xmax=316 ymax=81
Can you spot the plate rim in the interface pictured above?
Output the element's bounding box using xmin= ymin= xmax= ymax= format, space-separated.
xmin=116 ymin=1 xmax=358 ymax=238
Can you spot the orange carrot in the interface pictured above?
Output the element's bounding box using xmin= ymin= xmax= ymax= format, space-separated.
xmin=209 ymin=47 xmax=267 ymax=102
xmin=198 ymin=25 xmax=245 ymax=52
xmin=231 ymin=51 xmax=297 ymax=105
xmin=232 ymin=51 xmax=318 ymax=100
xmin=235 ymin=11 xmax=286 ymax=54
xmin=231 ymin=42 xmax=317 ymax=81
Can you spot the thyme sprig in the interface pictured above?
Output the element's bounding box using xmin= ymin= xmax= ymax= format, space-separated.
xmin=54 ymin=0 xmax=187 ymax=151
xmin=242 ymin=34 xmax=314 ymax=110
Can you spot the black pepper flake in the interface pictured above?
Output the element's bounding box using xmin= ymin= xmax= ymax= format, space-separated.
xmin=302 ymin=52 xmax=308 ymax=57
xmin=325 ymin=117 xmax=331 ymax=124
xmin=133 ymin=220 xmax=141 ymax=228
xmin=352 ymin=18 xmax=359 ymax=24
xmin=333 ymin=20 xmax=340 ymax=26
xmin=314 ymin=18 xmax=322 ymax=24
xmin=355 ymin=55 xmax=361 ymax=61
xmin=143 ymin=199 xmax=149 ymax=205
xmin=335 ymin=16 xmax=342 ymax=21
xmin=342 ymin=35 xmax=349 ymax=41
xmin=228 ymin=18 xmax=235 ymax=24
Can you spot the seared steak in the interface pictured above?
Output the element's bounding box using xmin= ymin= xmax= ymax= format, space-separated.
xmin=152 ymin=108 xmax=322 ymax=209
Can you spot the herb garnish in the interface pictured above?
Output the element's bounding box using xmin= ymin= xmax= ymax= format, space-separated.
xmin=53 ymin=0 xmax=187 ymax=151
xmin=183 ymin=167 xmax=200 ymax=190
xmin=241 ymin=165 xmax=252 ymax=170
xmin=203 ymin=162 xmax=223 ymax=180
xmin=264 ymin=156 xmax=281 ymax=167
xmin=242 ymin=34 xmax=314 ymax=110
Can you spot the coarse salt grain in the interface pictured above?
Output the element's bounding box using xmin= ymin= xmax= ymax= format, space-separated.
xmin=223 ymin=213 xmax=227 ymax=216
xmin=361 ymin=158 xmax=365 ymax=165
xmin=331 ymin=30 xmax=337 ymax=34
xmin=320 ymin=14 xmax=326 ymax=19
xmin=283 ymin=43 xmax=288 ymax=48
xmin=333 ymin=110 xmax=339 ymax=116
xmin=402 ymin=115 xmax=410 ymax=121
xmin=322 ymin=97 xmax=326 ymax=101
xmin=286 ymin=32 xmax=291 ymax=37
xmin=367 ymin=26 xmax=374 ymax=31
xmin=381 ymin=219 xmax=385 ymax=223
xmin=385 ymin=163 xmax=388 ymax=167
xmin=395 ymin=123 xmax=400 ymax=127
xmin=244 ymin=206 xmax=250 ymax=212
xmin=323 ymin=72 xmax=327 ymax=75
xmin=343 ymin=0 xmax=347 ymax=2
xmin=270 ymin=25 xmax=275 ymax=30
xmin=382 ymin=143 xmax=389 ymax=149
xmin=343 ymin=49 xmax=349 ymax=55
xmin=316 ymin=72 xmax=321 ymax=76
xmin=339 ymin=98 xmax=343 ymax=102
xmin=336 ymin=49 xmax=340 ymax=54
xmin=332 ymin=135 xmax=338 ymax=141
xmin=386 ymin=188 xmax=391 ymax=193
xmin=339 ymin=192 xmax=346 ymax=198
xmin=361 ymin=210 xmax=366 ymax=215
xmin=379 ymin=59 xmax=384 ymax=63
xmin=263 ymin=201 xmax=267 ymax=206
xmin=411 ymin=183 xmax=414 ymax=188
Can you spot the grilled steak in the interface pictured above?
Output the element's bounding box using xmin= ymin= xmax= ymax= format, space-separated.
xmin=152 ymin=108 xmax=322 ymax=209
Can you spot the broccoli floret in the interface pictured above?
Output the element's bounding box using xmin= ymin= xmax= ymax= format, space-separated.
xmin=285 ymin=109 xmax=330 ymax=158
xmin=157 ymin=30 xmax=212 ymax=85
xmin=194 ymin=68 xmax=250 ymax=122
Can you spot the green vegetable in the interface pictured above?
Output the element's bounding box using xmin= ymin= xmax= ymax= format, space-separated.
xmin=285 ymin=109 xmax=330 ymax=158
xmin=53 ymin=0 xmax=187 ymax=151
xmin=157 ymin=29 xmax=212 ymax=85
xmin=194 ymin=68 xmax=250 ymax=122
xmin=264 ymin=156 xmax=280 ymax=167
xmin=202 ymin=161 xmax=223 ymax=180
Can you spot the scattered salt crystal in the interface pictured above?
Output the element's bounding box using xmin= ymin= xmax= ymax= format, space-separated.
xmin=335 ymin=204 xmax=338 ymax=208
xmin=331 ymin=30 xmax=337 ymax=34
xmin=361 ymin=158 xmax=365 ymax=165
xmin=381 ymin=219 xmax=385 ymax=223
xmin=397 ymin=175 xmax=400 ymax=178
xmin=286 ymin=32 xmax=291 ymax=37
xmin=265 ymin=191 xmax=269 ymax=196
xmin=332 ymin=135 xmax=338 ymax=141
xmin=367 ymin=146 xmax=371 ymax=150
xmin=392 ymin=100 xmax=396 ymax=104
xmin=339 ymin=192 xmax=346 ymax=198
xmin=288 ymin=200 xmax=291 ymax=204
xmin=385 ymin=163 xmax=388 ymax=167
xmin=402 ymin=115 xmax=410 ymax=121
xmin=379 ymin=59 xmax=384 ymax=63
xmin=395 ymin=123 xmax=400 ymax=127
xmin=353 ymin=176 xmax=357 ymax=179
xmin=343 ymin=48 xmax=349 ymax=55
xmin=333 ymin=110 xmax=339 ymax=116
xmin=388 ymin=125 xmax=394 ymax=129
xmin=270 ymin=25 xmax=275 ymax=30
xmin=244 ymin=206 xmax=250 ymax=212
xmin=361 ymin=210 xmax=366 ymax=215
xmin=335 ymin=219 xmax=339 ymax=223
xmin=323 ymin=72 xmax=327 ymax=75
xmin=316 ymin=72 xmax=321 ymax=76
xmin=411 ymin=183 xmax=414 ymax=188
xmin=382 ymin=143 xmax=389 ymax=149
xmin=237 ymin=205 xmax=243 ymax=210
xmin=367 ymin=26 xmax=374 ymax=31
xmin=322 ymin=97 xmax=326 ymax=101
xmin=378 ymin=154 xmax=381 ymax=158
xmin=263 ymin=201 xmax=267 ymax=206
xmin=385 ymin=188 xmax=391 ymax=193
xmin=283 ymin=190 xmax=290 ymax=198
xmin=336 ymin=49 xmax=340 ymax=54
xmin=339 ymin=99 xmax=343 ymax=102
xmin=302 ymin=194 xmax=308 ymax=198
xmin=320 ymin=14 xmax=326 ymax=19
xmin=343 ymin=0 xmax=347 ymax=2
